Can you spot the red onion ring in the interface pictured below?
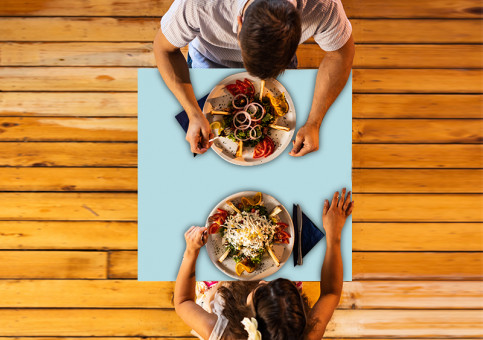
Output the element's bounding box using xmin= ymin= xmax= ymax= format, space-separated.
xmin=233 ymin=111 xmax=251 ymax=130
xmin=249 ymin=125 xmax=262 ymax=140
xmin=232 ymin=94 xmax=248 ymax=109
xmin=244 ymin=102 xmax=265 ymax=122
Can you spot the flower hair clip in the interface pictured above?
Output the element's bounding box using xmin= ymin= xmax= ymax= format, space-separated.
xmin=241 ymin=317 xmax=262 ymax=340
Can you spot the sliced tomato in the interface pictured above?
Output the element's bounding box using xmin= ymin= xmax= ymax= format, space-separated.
xmin=225 ymin=84 xmax=239 ymax=96
xmin=235 ymin=80 xmax=248 ymax=93
xmin=253 ymin=139 xmax=267 ymax=158
xmin=208 ymin=223 xmax=220 ymax=234
xmin=276 ymin=222 xmax=288 ymax=229
xmin=277 ymin=230 xmax=291 ymax=239
xmin=217 ymin=208 xmax=228 ymax=219
xmin=263 ymin=136 xmax=275 ymax=158
xmin=244 ymin=78 xmax=255 ymax=96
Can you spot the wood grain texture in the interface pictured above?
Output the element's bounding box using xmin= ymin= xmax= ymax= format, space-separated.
xmin=0 ymin=221 xmax=137 ymax=249
xmin=0 ymin=117 xmax=137 ymax=141
xmin=0 ymin=309 xmax=480 ymax=337
xmin=353 ymin=144 xmax=483 ymax=168
xmin=1 ymin=193 xmax=481 ymax=222
xmin=353 ymin=252 xmax=483 ymax=280
xmin=3 ymin=68 xmax=481 ymax=93
xmin=2 ymin=43 xmax=482 ymax=69
xmin=353 ymin=169 xmax=483 ymax=193
xmin=352 ymin=194 xmax=483 ymax=222
xmin=2 ymin=93 xmax=480 ymax=118
xmin=1 ymin=18 xmax=481 ymax=43
xmin=299 ymin=44 xmax=483 ymax=69
xmin=353 ymin=94 xmax=483 ymax=118
xmin=0 ymin=251 xmax=107 ymax=279
xmin=0 ymin=168 xmax=137 ymax=191
xmin=353 ymin=119 xmax=483 ymax=143
xmin=0 ymin=280 xmax=480 ymax=309
xmin=0 ymin=193 xmax=137 ymax=221
xmin=353 ymin=223 xmax=483 ymax=251
xmin=353 ymin=69 xmax=483 ymax=93
xmin=0 ymin=0 xmax=481 ymax=18
xmin=0 ymin=92 xmax=137 ymax=117
xmin=108 ymin=250 xmax=483 ymax=280
xmin=0 ymin=142 xmax=137 ymax=167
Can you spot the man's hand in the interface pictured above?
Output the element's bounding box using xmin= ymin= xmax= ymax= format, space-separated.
xmin=184 ymin=226 xmax=208 ymax=255
xmin=323 ymin=188 xmax=353 ymax=243
xmin=289 ymin=122 xmax=320 ymax=157
xmin=186 ymin=114 xmax=214 ymax=154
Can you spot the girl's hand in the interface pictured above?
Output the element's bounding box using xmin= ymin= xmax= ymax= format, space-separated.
xmin=322 ymin=188 xmax=353 ymax=243
xmin=184 ymin=226 xmax=208 ymax=254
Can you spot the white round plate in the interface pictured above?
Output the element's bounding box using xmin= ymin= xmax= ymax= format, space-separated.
xmin=203 ymin=72 xmax=296 ymax=166
xmin=205 ymin=191 xmax=294 ymax=280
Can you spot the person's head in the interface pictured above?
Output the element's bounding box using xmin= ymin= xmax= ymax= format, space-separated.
xmin=238 ymin=0 xmax=301 ymax=79
xmin=218 ymin=279 xmax=308 ymax=339
xmin=250 ymin=278 xmax=307 ymax=339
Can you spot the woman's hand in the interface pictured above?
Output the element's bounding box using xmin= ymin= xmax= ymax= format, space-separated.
xmin=322 ymin=188 xmax=353 ymax=243
xmin=186 ymin=114 xmax=213 ymax=154
xmin=184 ymin=225 xmax=208 ymax=255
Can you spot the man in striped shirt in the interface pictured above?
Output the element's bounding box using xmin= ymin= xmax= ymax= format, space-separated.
xmin=154 ymin=0 xmax=354 ymax=156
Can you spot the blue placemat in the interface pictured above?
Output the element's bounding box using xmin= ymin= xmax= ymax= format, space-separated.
xmin=138 ymin=68 xmax=352 ymax=281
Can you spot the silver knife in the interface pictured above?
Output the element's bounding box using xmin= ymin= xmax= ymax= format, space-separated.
xmin=296 ymin=204 xmax=303 ymax=265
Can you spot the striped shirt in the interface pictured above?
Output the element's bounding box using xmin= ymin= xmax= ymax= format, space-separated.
xmin=161 ymin=0 xmax=352 ymax=68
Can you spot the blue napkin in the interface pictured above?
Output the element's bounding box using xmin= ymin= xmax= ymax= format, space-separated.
xmin=293 ymin=204 xmax=325 ymax=266
xmin=175 ymin=94 xmax=209 ymax=157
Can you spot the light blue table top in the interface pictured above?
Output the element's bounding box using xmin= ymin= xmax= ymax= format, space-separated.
xmin=138 ymin=68 xmax=352 ymax=281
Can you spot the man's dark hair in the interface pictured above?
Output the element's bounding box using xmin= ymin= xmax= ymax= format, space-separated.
xmin=239 ymin=0 xmax=301 ymax=79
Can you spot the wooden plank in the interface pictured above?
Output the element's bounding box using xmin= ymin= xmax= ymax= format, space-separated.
xmin=0 ymin=0 xmax=481 ymax=18
xmin=0 ymin=18 xmax=481 ymax=43
xmin=353 ymin=94 xmax=483 ymax=118
xmin=353 ymin=223 xmax=483 ymax=251
xmin=0 ymin=92 xmax=137 ymax=117
xmin=353 ymin=69 xmax=483 ymax=93
xmin=2 ymin=93 xmax=479 ymax=119
xmin=108 ymin=251 xmax=138 ymax=279
xmin=353 ymin=144 xmax=483 ymax=168
xmin=0 ymin=280 xmax=481 ymax=309
xmin=0 ymin=67 xmax=138 ymax=92
xmin=0 ymin=18 xmax=160 ymax=42
xmin=0 ymin=117 xmax=137 ymax=141
xmin=0 ymin=309 xmax=480 ymax=337
xmin=6 ymin=118 xmax=481 ymax=144
xmin=0 ymin=168 xmax=137 ymax=191
xmin=353 ymin=169 xmax=483 ymax=193
xmin=0 ymin=193 xmax=137 ymax=221
xmin=0 ymin=251 xmax=107 ymax=279
xmin=353 ymin=252 xmax=483 ymax=280
xmin=353 ymin=194 xmax=483 ymax=222
xmin=0 ymin=193 xmax=480 ymax=222
xmin=0 ymin=221 xmax=137 ymax=249
xmin=353 ymin=119 xmax=483 ymax=144
xmin=352 ymin=19 xmax=483 ymax=43
xmin=0 ymin=142 xmax=137 ymax=167
xmin=110 ymin=250 xmax=483 ymax=280
xmin=299 ymin=44 xmax=483 ymax=69
xmin=2 ymin=68 xmax=482 ymax=93
xmin=2 ymin=43 xmax=482 ymax=69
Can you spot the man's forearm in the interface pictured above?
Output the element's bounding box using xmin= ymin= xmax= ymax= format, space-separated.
xmin=174 ymin=249 xmax=199 ymax=306
xmin=306 ymin=37 xmax=354 ymax=128
xmin=153 ymin=31 xmax=202 ymax=119
xmin=320 ymin=237 xmax=343 ymax=297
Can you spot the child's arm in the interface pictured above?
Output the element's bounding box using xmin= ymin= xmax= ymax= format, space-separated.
xmin=174 ymin=226 xmax=217 ymax=339
xmin=305 ymin=189 xmax=353 ymax=340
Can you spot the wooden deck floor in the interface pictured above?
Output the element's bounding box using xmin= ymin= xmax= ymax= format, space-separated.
xmin=0 ymin=0 xmax=482 ymax=338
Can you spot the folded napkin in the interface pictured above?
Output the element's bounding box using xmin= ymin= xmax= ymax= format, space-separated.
xmin=293 ymin=204 xmax=325 ymax=266
xmin=175 ymin=94 xmax=209 ymax=157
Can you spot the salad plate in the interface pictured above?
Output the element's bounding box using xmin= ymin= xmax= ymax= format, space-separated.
xmin=205 ymin=191 xmax=294 ymax=280
xmin=203 ymin=72 xmax=296 ymax=166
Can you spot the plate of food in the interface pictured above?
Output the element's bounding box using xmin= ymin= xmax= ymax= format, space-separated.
xmin=203 ymin=72 xmax=296 ymax=166
xmin=205 ymin=191 xmax=294 ymax=280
